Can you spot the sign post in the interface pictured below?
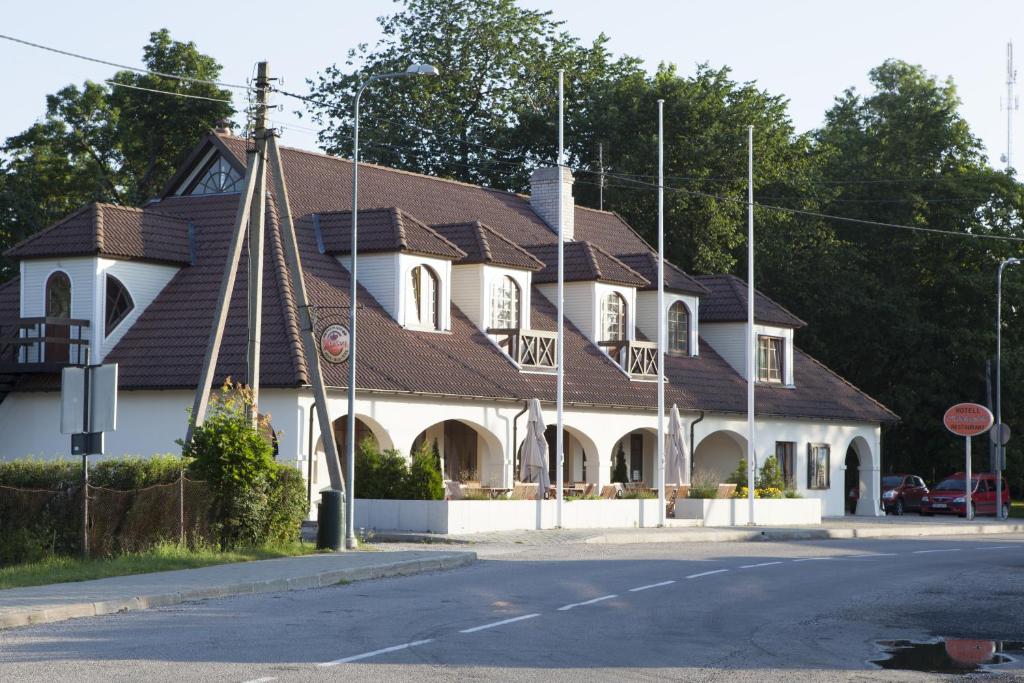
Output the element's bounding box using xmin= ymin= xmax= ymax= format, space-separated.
xmin=943 ymin=403 xmax=994 ymax=521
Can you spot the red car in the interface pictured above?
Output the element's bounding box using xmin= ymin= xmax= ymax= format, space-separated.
xmin=880 ymin=474 xmax=929 ymax=515
xmin=920 ymin=473 xmax=1011 ymax=518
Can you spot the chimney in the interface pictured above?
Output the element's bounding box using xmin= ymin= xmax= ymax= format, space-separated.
xmin=530 ymin=166 xmax=574 ymax=241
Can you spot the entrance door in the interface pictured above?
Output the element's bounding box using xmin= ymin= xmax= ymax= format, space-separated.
xmin=45 ymin=272 xmax=71 ymax=364
xmin=844 ymin=447 xmax=860 ymax=515
xmin=630 ymin=433 xmax=644 ymax=483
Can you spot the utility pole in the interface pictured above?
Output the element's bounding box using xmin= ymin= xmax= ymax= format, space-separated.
xmin=247 ymin=62 xmax=270 ymax=424
xmin=598 ymin=142 xmax=604 ymax=211
xmin=1004 ymin=41 xmax=1018 ymax=171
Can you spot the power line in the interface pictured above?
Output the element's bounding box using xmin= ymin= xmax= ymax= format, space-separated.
xmin=0 ymin=32 xmax=251 ymax=90
xmin=104 ymin=80 xmax=234 ymax=104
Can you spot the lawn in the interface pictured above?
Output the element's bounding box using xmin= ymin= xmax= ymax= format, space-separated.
xmin=0 ymin=541 xmax=319 ymax=590
xmin=1011 ymin=501 xmax=1024 ymax=519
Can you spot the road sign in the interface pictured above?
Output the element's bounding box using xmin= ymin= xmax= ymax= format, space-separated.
xmin=942 ymin=403 xmax=994 ymax=437
xmin=60 ymin=364 xmax=118 ymax=435
xmin=319 ymin=324 xmax=349 ymax=364
xmin=990 ymin=422 xmax=1011 ymax=446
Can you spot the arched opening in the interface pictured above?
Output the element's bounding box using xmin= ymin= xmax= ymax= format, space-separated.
xmin=411 ymin=419 xmax=504 ymax=486
xmin=490 ymin=275 xmax=521 ymax=330
xmin=409 ymin=264 xmax=440 ymax=329
xmin=668 ymin=301 xmax=689 ymax=354
xmin=846 ymin=436 xmax=875 ymax=515
xmin=515 ymin=423 xmax=599 ymax=487
xmin=45 ymin=271 xmax=72 ymax=363
xmin=844 ymin=447 xmax=860 ymax=515
xmin=312 ymin=415 xmax=393 ymax=492
xmin=693 ymin=430 xmax=747 ymax=485
xmin=609 ymin=428 xmax=657 ymax=486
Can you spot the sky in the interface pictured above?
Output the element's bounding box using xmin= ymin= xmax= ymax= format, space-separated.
xmin=3 ymin=0 xmax=1024 ymax=170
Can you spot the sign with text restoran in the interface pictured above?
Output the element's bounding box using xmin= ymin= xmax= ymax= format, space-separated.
xmin=942 ymin=403 xmax=994 ymax=438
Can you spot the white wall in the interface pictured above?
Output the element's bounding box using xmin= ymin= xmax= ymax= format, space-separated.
xmin=700 ymin=322 xmax=794 ymax=385
xmin=450 ymin=263 xmax=483 ymax=327
xmin=537 ymin=281 xmax=594 ymax=339
xmin=337 ymin=252 xmax=399 ymax=321
xmin=97 ymin=258 xmax=179 ymax=360
xmin=635 ymin=292 xmax=699 ymax=356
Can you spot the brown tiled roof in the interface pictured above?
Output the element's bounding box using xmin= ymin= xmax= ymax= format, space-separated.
xmin=615 ymin=252 xmax=708 ymax=296
xmin=525 ymin=242 xmax=649 ymax=287
xmin=0 ymin=132 xmax=894 ymax=425
xmin=431 ymin=221 xmax=543 ymax=271
xmin=4 ymin=203 xmax=191 ymax=265
xmin=694 ymin=274 xmax=806 ymax=328
xmin=309 ymin=208 xmax=465 ymax=260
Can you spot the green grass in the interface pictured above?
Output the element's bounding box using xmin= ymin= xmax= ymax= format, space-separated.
xmin=1010 ymin=501 xmax=1024 ymax=519
xmin=0 ymin=541 xmax=319 ymax=590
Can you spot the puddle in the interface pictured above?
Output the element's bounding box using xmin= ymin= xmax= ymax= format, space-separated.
xmin=873 ymin=639 xmax=1024 ymax=674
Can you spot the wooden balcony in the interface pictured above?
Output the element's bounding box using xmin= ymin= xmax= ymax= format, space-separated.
xmin=487 ymin=327 xmax=557 ymax=370
xmin=0 ymin=317 xmax=91 ymax=373
xmin=598 ymin=339 xmax=659 ymax=378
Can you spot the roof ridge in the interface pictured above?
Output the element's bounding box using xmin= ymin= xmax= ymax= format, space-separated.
xmin=264 ymin=196 xmax=308 ymax=386
xmin=474 ymin=221 xmax=493 ymax=263
xmin=392 ymin=207 xmax=409 ymax=251
xmin=586 ymin=242 xmax=650 ymax=285
xmin=93 ymin=203 xmax=105 ymax=253
xmin=582 ymin=242 xmax=603 ymax=280
xmin=475 ymin=222 xmax=543 ymax=267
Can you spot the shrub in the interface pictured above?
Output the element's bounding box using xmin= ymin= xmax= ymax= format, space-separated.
xmin=726 ymin=458 xmax=749 ymax=487
xmin=354 ymin=438 xmax=410 ymax=499
xmin=757 ymin=456 xmax=786 ymax=491
xmin=265 ymin=465 xmax=308 ymax=544
xmin=621 ymin=490 xmax=656 ymax=499
xmin=181 ymin=381 xmax=277 ymax=549
xmin=687 ymin=469 xmax=719 ymax=499
xmin=611 ymin=445 xmax=629 ymax=484
xmin=405 ymin=443 xmax=444 ymax=501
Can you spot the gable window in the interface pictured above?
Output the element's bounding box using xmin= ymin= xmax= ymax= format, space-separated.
xmin=668 ymin=301 xmax=689 ymax=354
xmin=807 ymin=443 xmax=830 ymax=490
xmin=105 ymin=275 xmax=134 ymax=336
xmin=410 ymin=265 xmax=440 ymax=329
xmin=601 ymin=292 xmax=627 ymax=342
xmin=490 ymin=275 xmax=520 ymax=330
xmin=776 ymin=441 xmax=796 ymax=489
xmin=188 ymin=156 xmax=243 ymax=195
xmin=46 ymin=272 xmax=71 ymax=319
xmin=757 ymin=335 xmax=784 ymax=383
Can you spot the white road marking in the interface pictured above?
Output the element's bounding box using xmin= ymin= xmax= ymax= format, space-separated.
xmin=686 ymin=569 xmax=729 ymax=579
xmin=978 ymin=545 xmax=1017 ymax=550
xmin=847 ymin=553 xmax=895 ymax=558
xmin=739 ymin=561 xmax=783 ymax=569
xmin=792 ymin=557 xmax=831 ymax=562
xmin=242 ymin=678 xmax=276 ymax=683
xmin=459 ymin=613 xmax=541 ymax=633
xmin=912 ymin=548 xmax=960 ymax=554
xmin=557 ymin=594 xmax=618 ymax=611
xmin=628 ymin=580 xmax=676 ymax=592
xmin=318 ymin=639 xmax=434 ymax=666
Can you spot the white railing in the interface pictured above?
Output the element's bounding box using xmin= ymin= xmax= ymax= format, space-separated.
xmin=487 ymin=328 xmax=557 ymax=369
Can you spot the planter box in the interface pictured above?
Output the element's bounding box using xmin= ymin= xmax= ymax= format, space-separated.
xmin=354 ymin=498 xmax=662 ymax=534
xmin=673 ymin=498 xmax=821 ymax=527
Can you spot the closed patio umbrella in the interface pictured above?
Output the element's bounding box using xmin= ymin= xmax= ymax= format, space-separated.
xmin=666 ymin=403 xmax=689 ymax=486
xmin=521 ymin=398 xmax=551 ymax=495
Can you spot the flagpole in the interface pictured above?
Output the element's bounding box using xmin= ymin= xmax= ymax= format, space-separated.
xmin=656 ymin=99 xmax=666 ymax=527
xmin=746 ymin=125 xmax=756 ymax=526
xmin=556 ymin=68 xmax=565 ymax=529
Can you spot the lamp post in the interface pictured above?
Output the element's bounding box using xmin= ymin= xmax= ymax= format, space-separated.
xmin=347 ymin=63 xmax=439 ymax=550
xmin=996 ymin=256 xmax=1020 ymax=520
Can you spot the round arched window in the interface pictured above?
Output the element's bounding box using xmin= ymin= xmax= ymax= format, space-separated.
xmin=490 ymin=276 xmax=521 ymax=329
xmin=668 ymin=301 xmax=689 ymax=354
xmin=410 ymin=265 xmax=440 ymax=329
xmin=601 ymin=292 xmax=627 ymax=341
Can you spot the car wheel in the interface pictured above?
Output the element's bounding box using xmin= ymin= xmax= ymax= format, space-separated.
xmin=895 ymin=499 xmax=904 ymax=516
xmin=921 ymin=510 xmax=933 ymax=516
xmin=1001 ymin=503 xmax=1010 ymax=519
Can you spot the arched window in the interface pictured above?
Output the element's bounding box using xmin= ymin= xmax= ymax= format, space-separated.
xmin=105 ymin=275 xmax=135 ymax=336
xmin=45 ymin=271 xmax=71 ymax=319
xmin=601 ymin=292 xmax=627 ymax=341
xmin=410 ymin=265 xmax=440 ymax=329
xmin=490 ymin=276 xmax=521 ymax=330
xmin=668 ymin=301 xmax=689 ymax=354
xmin=188 ymin=156 xmax=243 ymax=195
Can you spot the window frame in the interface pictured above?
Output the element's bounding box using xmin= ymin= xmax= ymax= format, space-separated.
xmin=601 ymin=292 xmax=627 ymax=342
xmin=775 ymin=441 xmax=796 ymax=489
xmin=409 ymin=264 xmax=440 ymax=330
xmin=490 ymin=275 xmax=521 ymax=330
xmin=806 ymin=443 xmax=831 ymax=490
xmin=757 ymin=335 xmax=784 ymax=384
xmin=45 ymin=271 xmax=72 ymax=319
xmin=667 ymin=301 xmax=689 ymax=355
xmin=187 ymin=155 xmax=243 ymax=195
xmin=104 ymin=274 xmax=135 ymax=337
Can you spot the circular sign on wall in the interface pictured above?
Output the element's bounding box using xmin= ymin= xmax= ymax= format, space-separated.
xmin=942 ymin=403 xmax=994 ymax=437
xmin=319 ymin=324 xmax=350 ymax=364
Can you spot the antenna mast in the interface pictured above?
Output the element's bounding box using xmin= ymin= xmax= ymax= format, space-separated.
xmin=1005 ymin=41 xmax=1018 ymax=170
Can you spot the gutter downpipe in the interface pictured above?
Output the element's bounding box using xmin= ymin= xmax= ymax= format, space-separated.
xmin=512 ymin=401 xmax=529 ymax=482
xmin=689 ymin=410 xmax=705 ymax=483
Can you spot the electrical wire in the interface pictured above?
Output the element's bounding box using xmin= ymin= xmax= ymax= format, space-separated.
xmin=104 ymin=80 xmax=234 ymax=104
xmin=0 ymin=32 xmax=251 ymax=90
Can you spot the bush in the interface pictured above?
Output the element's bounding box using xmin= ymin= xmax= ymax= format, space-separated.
xmin=611 ymin=445 xmax=629 ymax=484
xmin=757 ymin=456 xmax=786 ymax=491
xmin=355 ymin=439 xmax=444 ymax=501
xmin=405 ymin=443 xmax=444 ymax=501
xmin=726 ymin=458 xmax=749 ymax=487
xmin=181 ymin=381 xmax=278 ymax=549
xmin=265 ymin=465 xmax=307 ymax=544
xmin=621 ymin=490 xmax=656 ymax=499
xmin=687 ymin=469 xmax=720 ymax=499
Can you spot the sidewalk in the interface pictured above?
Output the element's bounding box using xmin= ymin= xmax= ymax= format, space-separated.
xmin=0 ymin=549 xmax=475 ymax=631
xmin=368 ymin=516 xmax=1024 ymax=546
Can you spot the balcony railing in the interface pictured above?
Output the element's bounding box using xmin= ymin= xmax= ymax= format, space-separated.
xmin=0 ymin=317 xmax=91 ymax=373
xmin=487 ymin=327 xmax=557 ymax=369
xmin=598 ymin=339 xmax=659 ymax=378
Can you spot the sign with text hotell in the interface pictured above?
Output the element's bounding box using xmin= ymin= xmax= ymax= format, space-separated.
xmin=942 ymin=403 xmax=994 ymax=437
xmin=319 ymin=324 xmax=350 ymax=364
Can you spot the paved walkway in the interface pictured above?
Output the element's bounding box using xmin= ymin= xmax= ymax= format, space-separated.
xmin=0 ymin=549 xmax=475 ymax=631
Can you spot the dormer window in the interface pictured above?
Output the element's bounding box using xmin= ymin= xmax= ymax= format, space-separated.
xmin=188 ymin=156 xmax=243 ymax=195
xmin=410 ymin=265 xmax=440 ymax=330
xmin=668 ymin=301 xmax=689 ymax=354
xmin=601 ymin=292 xmax=627 ymax=342
xmin=490 ymin=276 xmax=521 ymax=330
xmin=105 ymin=275 xmax=134 ymax=336
xmin=757 ymin=335 xmax=784 ymax=383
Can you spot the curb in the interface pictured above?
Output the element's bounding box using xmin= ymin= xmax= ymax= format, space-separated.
xmin=0 ymin=551 xmax=476 ymax=631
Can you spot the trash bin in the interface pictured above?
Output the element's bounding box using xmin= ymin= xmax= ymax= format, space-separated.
xmin=316 ymin=489 xmax=343 ymax=550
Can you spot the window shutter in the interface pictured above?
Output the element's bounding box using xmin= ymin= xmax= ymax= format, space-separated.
xmin=806 ymin=443 xmax=812 ymax=488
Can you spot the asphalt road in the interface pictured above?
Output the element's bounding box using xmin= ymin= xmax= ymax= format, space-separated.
xmin=1 ymin=535 xmax=1022 ymax=682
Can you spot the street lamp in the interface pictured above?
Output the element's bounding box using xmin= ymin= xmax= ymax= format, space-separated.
xmin=346 ymin=63 xmax=439 ymax=550
xmin=996 ymin=256 xmax=1020 ymax=521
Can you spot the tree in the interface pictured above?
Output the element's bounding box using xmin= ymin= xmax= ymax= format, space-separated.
xmin=0 ymin=29 xmax=233 ymax=280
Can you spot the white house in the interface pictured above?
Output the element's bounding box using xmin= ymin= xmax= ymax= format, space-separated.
xmin=0 ymin=131 xmax=897 ymax=518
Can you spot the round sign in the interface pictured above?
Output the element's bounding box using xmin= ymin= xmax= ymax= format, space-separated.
xmin=990 ymin=422 xmax=1011 ymax=446
xmin=319 ymin=324 xmax=350 ymax=364
xmin=943 ymin=403 xmax=994 ymax=437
